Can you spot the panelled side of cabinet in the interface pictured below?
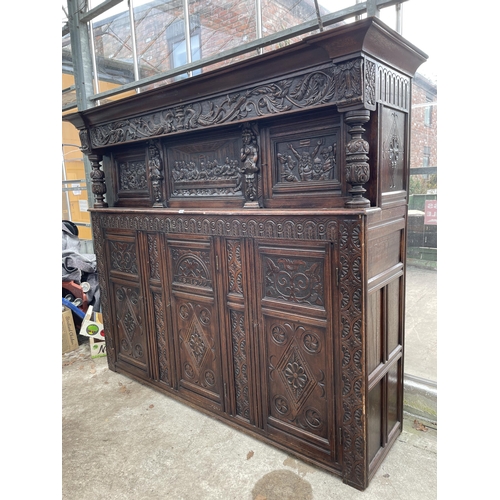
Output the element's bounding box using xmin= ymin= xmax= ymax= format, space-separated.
xmin=72 ymin=18 xmax=427 ymax=491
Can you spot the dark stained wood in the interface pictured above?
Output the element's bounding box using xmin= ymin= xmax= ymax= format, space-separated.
xmin=64 ymin=17 xmax=427 ymax=491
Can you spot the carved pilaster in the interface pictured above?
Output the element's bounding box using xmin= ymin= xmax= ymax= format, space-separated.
xmin=344 ymin=110 xmax=371 ymax=208
xmin=148 ymin=141 xmax=165 ymax=207
xmin=88 ymin=154 xmax=108 ymax=208
xmin=240 ymin=123 xmax=260 ymax=208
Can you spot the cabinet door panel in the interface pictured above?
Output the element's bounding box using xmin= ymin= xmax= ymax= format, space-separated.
xmin=110 ymin=279 xmax=149 ymax=375
xmin=166 ymin=236 xmax=223 ymax=411
xmin=256 ymin=240 xmax=337 ymax=460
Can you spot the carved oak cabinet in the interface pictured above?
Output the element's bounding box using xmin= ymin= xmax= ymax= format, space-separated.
xmin=65 ymin=18 xmax=426 ymax=490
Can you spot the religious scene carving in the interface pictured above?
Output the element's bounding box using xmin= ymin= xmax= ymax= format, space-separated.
xmin=277 ymin=137 xmax=337 ymax=183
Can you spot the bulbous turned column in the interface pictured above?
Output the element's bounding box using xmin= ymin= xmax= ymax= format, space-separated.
xmin=344 ymin=110 xmax=371 ymax=208
xmin=88 ymin=154 xmax=108 ymax=208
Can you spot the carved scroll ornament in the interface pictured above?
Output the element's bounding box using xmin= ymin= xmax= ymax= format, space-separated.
xmin=87 ymin=59 xmax=370 ymax=149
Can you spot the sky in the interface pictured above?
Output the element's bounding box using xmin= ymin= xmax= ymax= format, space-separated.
xmin=319 ymin=0 xmax=439 ymax=81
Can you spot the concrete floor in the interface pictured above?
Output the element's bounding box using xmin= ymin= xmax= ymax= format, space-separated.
xmin=62 ymin=342 xmax=437 ymax=500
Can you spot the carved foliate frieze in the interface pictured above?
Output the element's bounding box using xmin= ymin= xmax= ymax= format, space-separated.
xmin=264 ymin=256 xmax=324 ymax=307
xmin=338 ymin=218 xmax=365 ymax=488
xmin=87 ymin=60 xmax=377 ymax=148
xmin=96 ymin=212 xmax=339 ymax=242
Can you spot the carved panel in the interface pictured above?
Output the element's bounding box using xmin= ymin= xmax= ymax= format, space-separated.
xmin=338 ymin=218 xmax=366 ymax=488
xmin=230 ymin=309 xmax=250 ymax=420
xmin=153 ymin=291 xmax=170 ymax=386
xmin=112 ymin=281 xmax=147 ymax=370
xmin=109 ymin=240 xmax=138 ymax=276
xmin=174 ymin=299 xmax=221 ymax=398
xmin=381 ymin=108 xmax=406 ymax=194
xmin=226 ymin=239 xmax=243 ymax=296
xmin=147 ymin=233 xmax=161 ymax=281
xmin=170 ymin=247 xmax=212 ymax=289
xmin=265 ymin=318 xmax=329 ymax=442
xmin=263 ymin=256 xmax=324 ymax=308
xmin=168 ymin=135 xmax=243 ymax=198
xmin=276 ymin=136 xmax=337 ymax=184
xmin=119 ymin=159 xmax=147 ymax=191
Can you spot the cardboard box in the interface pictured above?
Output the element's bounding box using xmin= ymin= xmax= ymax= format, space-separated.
xmin=62 ymin=306 xmax=79 ymax=354
xmin=80 ymin=306 xmax=105 ymax=340
xmin=89 ymin=337 xmax=107 ymax=358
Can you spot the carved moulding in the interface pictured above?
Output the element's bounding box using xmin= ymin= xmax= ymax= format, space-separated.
xmin=86 ymin=58 xmax=377 ymax=150
xmin=95 ymin=212 xmax=341 ymax=243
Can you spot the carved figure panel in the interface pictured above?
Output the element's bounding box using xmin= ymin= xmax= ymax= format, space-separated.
xmin=276 ymin=135 xmax=338 ymax=185
xmin=168 ymin=135 xmax=243 ymax=198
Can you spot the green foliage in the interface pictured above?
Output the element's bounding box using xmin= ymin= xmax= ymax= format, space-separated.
xmin=409 ymin=174 xmax=437 ymax=195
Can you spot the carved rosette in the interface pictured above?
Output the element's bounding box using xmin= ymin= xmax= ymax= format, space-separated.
xmin=240 ymin=123 xmax=260 ymax=207
xmin=88 ymin=154 xmax=108 ymax=208
xmin=148 ymin=141 xmax=164 ymax=207
xmin=344 ymin=110 xmax=371 ymax=208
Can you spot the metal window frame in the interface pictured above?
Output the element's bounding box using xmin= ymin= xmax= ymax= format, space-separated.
xmin=63 ymin=0 xmax=406 ymax=112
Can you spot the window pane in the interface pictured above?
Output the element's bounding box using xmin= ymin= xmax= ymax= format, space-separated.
xmin=188 ymin=0 xmax=257 ymax=72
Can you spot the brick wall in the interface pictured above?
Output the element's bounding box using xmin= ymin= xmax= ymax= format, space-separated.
xmin=410 ymin=74 xmax=438 ymax=170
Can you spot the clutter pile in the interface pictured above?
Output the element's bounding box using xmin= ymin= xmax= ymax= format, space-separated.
xmin=62 ymin=220 xmax=105 ymax=355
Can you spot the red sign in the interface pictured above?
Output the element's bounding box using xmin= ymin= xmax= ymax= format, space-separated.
xmin=424 ymin=200 xmax=437 ymax=225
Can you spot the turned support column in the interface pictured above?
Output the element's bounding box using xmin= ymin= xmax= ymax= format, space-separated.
xmin=88 ymin=154 xmax=108 ymax=208
xmin=344 ymin=110 xmax=371 ymax=208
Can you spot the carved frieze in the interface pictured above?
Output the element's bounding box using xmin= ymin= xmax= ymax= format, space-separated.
xmin=87 ymin=59 xmax=376 ymax=149
xmin=96 ymin=212 xmax=340 ymax=242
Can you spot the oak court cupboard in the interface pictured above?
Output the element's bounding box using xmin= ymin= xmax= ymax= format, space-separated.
xmin=65 ymin=17 xmax=427 ymax=490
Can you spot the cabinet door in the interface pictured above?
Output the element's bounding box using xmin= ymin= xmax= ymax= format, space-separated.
xmin=255 ymin=239 xmax=339 ymax=464
xmin=166 ymin=234 xmax=224 ymax=413
xmin=105 ymin=230 xmax=150 ymax=377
